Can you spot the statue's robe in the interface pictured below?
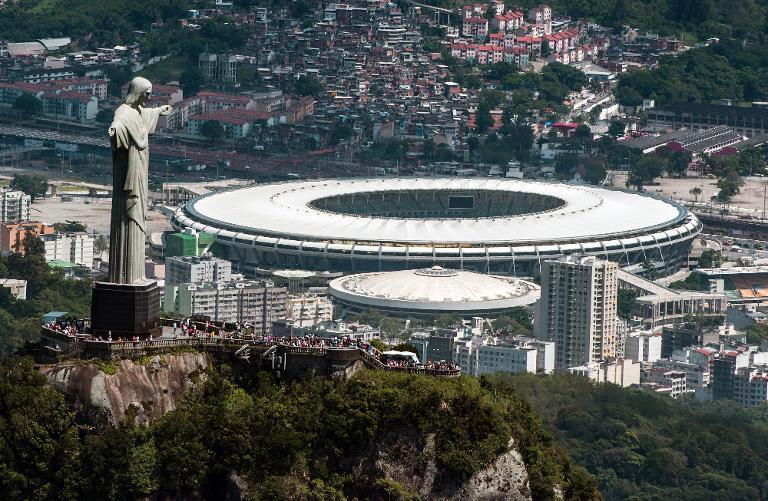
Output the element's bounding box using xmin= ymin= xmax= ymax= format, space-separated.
xmin=107 ymin=103 xmax=163 ymax=284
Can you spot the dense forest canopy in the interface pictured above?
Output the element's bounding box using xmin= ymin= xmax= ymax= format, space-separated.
xmin=501 ymin=373 xmax=768 ymax=500
xmin=0 ymin=0 xmax=189 ymax=45
xmin=0 ymin=359 xmax=598 ymax=500
xmin=617 ymin=39 xmax=768 ymax=105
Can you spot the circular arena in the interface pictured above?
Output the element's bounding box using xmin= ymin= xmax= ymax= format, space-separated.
xmin=329 ymin=266 xmax=540 ymax=318
xmin=171 ymin=178 xmax=702 ymax=276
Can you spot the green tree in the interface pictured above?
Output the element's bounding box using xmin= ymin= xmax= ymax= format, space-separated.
xmin=574 ymin=123 xmax=593 ymax=148
xmin=94 ymin=234 xmax=109 ymax=256
xmin=104 ymin=66 xmax=133 ymax=97
xmin=179 ymin=68 xmax=205 ymax=96
xmin=543 ymin=63 xmax=587 ymax=91
xmin=484 ymin=62 xmax=519 ymax=81
xmin=746 ymin=324 xmax=768 ymax=344
xmin=717 ymin=177 xmax=740 ymax=202
xmin=291 ymin=0 xmax=310 ymax=17
xmin=328 ymin=124 xmax=353 ymax=146
xmin=53 ymin=220 xmax=87 ymax=233
xmin=475 ymin=104 xmax=493 ymax=133
xmin=617 ymin=289 xmax=638 ymax=320
xmin=422 ymin=138 xmax=435 ymax=160
xmin=540 ymin=39 xmax=551 ymax=58
xmin=379 ymin=318 xmax=402 ymax=339
xmin=11 ymin=173 xmax=47 ymax=201
xmin=608 ymin=120 xmax=626 ymax=138
xmin=628 ymin=156 xmax=664 ymax=190
xmin=295 ymin=75 xmax=324 ymax=96
xmin=583 ymin=160 xmax=607 ymax=185
xmin=434 ymin=314 xmax=459 ymax=328
xmin=657 ymin=146 xmax=692 ymax=177
xmin=201 ymin=120 xmax=225 ymax=142
xmin=698 ymin=249 xmax=722 ymax=268
xmin=738 ymin=146 xmax=765 ymax=175
xmin=13 ymin=93 xmax=42 ymax=114
xmin=491 ymin=315 xmax=532 ymax=335
xmin=467 ymin=135 xmax=480 ymax=153
xmin=555 ymin=154 xmax=577 ymax=180
xmin=689 ymin=186 xmax=702 ymax=202
xmin=236 ymin=64 xmax=262 ymax=90
xmin=96 ymin=108 xmax=114 ymax=125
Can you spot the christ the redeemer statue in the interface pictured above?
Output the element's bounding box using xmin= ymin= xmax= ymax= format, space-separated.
xmin=107 ymin=77 xmax=171 ymax=284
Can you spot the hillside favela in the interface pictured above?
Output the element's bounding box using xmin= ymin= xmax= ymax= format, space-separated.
xmin=3 ymin=0 xmax=768 ymax=499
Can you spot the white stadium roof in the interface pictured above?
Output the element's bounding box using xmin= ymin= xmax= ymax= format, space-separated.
xmin=329 ymin=266 xmax=540 ymax=312
xmin=186 ymin=178 xmax=686 ymax=245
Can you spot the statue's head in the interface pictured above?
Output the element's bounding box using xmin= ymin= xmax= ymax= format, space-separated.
xmin=125 ymin=77 xmax=152 ymax=106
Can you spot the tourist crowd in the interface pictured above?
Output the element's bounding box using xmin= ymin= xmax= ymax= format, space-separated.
xmin=45 ymin=318 xmax=458 ymax=372
xmin=46 ymin=320 xmax=80 ymax=338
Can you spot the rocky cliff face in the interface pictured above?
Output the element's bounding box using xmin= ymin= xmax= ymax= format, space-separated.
xmin=369 ymin=432 xmax=531 ymax=500
xmin=41 ymin=352 xmax=211 ymax=425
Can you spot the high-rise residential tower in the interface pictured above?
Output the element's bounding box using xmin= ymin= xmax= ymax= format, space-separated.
xmin=534 ymin=256 xmax=618 ymax=369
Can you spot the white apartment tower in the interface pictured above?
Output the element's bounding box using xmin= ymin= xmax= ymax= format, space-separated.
xmin=165 ymin=280 xmax=287 ymax=335
xmin=165 ymin=255 xmax=232 ymax=286
xmin=0 ymin=190 xmax=31 ymax=223
xmin=535 ymin=256 xmax=619 ymax=370
xmin=41 ymin=232 xmax=94 ymax=267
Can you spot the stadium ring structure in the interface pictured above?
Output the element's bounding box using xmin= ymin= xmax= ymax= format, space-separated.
xmin=170 ymin=178 xmax=702 ymax=277
xmin=328 ymin=266 xmax=540 ymax=318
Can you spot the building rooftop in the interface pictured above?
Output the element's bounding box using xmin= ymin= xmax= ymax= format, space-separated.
xmin=329 ymin=266 xmax=540 ymax=312
xmin=183 ymin=178 xmax=689 ymax=245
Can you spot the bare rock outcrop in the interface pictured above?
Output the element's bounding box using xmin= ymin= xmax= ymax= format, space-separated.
xmin=41 ymin=352 xmax=211 ymax=425
xmin=373 ymin=432 xmax=531 ymax=500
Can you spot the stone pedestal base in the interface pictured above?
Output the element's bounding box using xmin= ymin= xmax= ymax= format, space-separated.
xmin=91 ymin=281 xmax=161 ymax=339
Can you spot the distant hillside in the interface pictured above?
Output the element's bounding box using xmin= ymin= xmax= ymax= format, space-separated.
xmin=499 ymin=372 xmax=768 ymax=500
xmin=0 ymin=0 xmax=188 ymax=45
xmin=415 ymin=0 xmax=766 ymax=40
xmin=616 ymin=39 xmax=768 ymax=106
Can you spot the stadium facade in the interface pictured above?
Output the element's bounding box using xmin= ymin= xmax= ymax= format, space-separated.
xmin=170 ymin=178 xmax=701 ymax=277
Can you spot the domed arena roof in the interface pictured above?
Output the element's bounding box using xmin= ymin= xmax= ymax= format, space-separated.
xmin=328 ymin=266 xmax=540 ymax=316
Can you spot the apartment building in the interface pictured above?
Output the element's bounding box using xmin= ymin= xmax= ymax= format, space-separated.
xmin=535 ymin=256 xmax=619 ymax=369
xmin=165 ymin=255 xmax=232 ymax=286
xmin=454 ymin=335 xmax=555 ymax=376
xmin=0 ymin=190 xmax=31 ymax=224
xmin=711 ymin=350 xmax=751 ymax=401
xmin=643 ymin=367 xmax=688 ymax=398
xmin=733 ymin=368 xmax=768 ymax=406
xmin=166 ymin=280 xmax=287 ymax=335
xmin=41 ymin=232 xmax=94 ymax=267
xmin=40 ymin=91 xmax=98 ymax=122
xmin=199 ymin=52 xmax=238 ymax=84
xmin=284 ymin=293 xmax=333 ymax=327
xmin=625 ymin=331 xmax=662 ymax=363
xmin=568 ymin=358 xmax=641 ymax=387
xmin=0 ymin=222 xmax=55 ymax=254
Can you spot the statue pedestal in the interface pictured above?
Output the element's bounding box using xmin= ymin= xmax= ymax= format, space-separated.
xmin=91 ymin=281 xmax=161 ymax=339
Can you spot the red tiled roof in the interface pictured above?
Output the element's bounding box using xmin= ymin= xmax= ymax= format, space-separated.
xmin=190 ymin=108 xmax=273 ymax=125
xmin=197 ymin=90 xmax=252 ymax=103
xmin=0 ymin=82 xmax=45 ymax=92
xmin=516 ymin=36 xmax=542 ymax=43
xmin=41 ymin=91 xmax=93 ymax=103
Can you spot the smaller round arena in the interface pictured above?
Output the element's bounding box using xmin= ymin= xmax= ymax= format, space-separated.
xmin=329 ymin=266 xmax=540 ymax=318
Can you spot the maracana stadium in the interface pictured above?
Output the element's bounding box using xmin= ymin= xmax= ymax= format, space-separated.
xmin=170 ymin=178 xmax=702 ymax=277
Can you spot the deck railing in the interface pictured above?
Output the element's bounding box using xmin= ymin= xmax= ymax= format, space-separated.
xmin=40 ymin=327 xmax=460 ymax=376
